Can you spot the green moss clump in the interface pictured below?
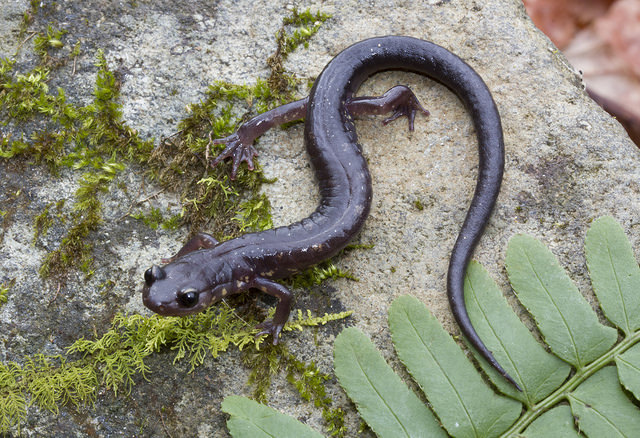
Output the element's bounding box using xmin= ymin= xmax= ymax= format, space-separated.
xmin=0 ymin=307 xmax=350 ymax=432
xmin=33 ymin=25 xmax=67 ymax=67
xmin=39 ymin=158 xmax=127 ymax=279
xmin=146 ymin=77 xmax=281 ymax=239
xmin=233 ymin=194 xmax=273 ymax=233
xmin=0 ymin=280 xmax=12 ymax=307
xmin=0 ymin=362 xmax=27 ymax=433
xmin=122 ymin=8 xmax=331 ymax=240
xmin=287 ymin=243 xmax=373 ymax=289
xmin=131 ymin=207 xmax=164 ymax=230
xmin=285 ymin=352 xmax=346 ymax=437
xmin=243 ymin=311 xmax=351 ymax=438
xmin=32 ymin=203 xmax=53 ymax=244
xmin=0 ymin=191 xmax=19 ymax=245
xmin=281 ymin=8 xmax=332 ymax=52
xmin=1 ymin=45 xmax=153 ymax=279
xmin=268 ymin=8 xmax=332 ymax=97
xmin=130 ymin=207 xmax=181 ymax=231
xmin=23 ymin=355 xmax=98 ymax=413
xmin=18 ymin=0 xmax=39 ymax=36
xmin=288 ymin=262 xmax=358 ymax=289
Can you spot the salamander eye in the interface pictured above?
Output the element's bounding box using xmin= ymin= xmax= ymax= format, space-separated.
xmin=177 ymin=289 xmax=199 ymax=307
xmin=144 ymin=265 xmax=166 ymax=286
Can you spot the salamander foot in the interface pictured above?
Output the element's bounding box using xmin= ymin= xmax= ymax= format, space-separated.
xmin=208 ymin=131 xmax=258 ymax=179
xmin=381 ymin=86 xmax=429 ymax=131
xmin=255 ymin=319 xmax=285 ymax=345
xmin=346 ymin=85 xmax=429 ymax=132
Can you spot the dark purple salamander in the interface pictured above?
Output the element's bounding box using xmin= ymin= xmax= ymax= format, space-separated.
xmin=142 ymin=36 xmax=519 ymax=389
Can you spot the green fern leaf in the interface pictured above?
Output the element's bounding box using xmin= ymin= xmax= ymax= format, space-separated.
xmin=218 ymin=216 xmax=640 ymax=437
xmin=568 ymin=366 xmax=640 ymax=436
xmin=389 ymin=295 xmax=520 ymax=437
xmin=464 ymin=260 xmax=571 ymax=404
xmin=585 ymin=216 xmax=640 ymax=334
xmin=333 ymin=327 xmax=445 ymax=438
xmin=520 ymin=405 xmax=580 ymax=437
xmin=615 ymin=344 xmax=640 ymax=403
xmin=222 ymin=395 xmax=324 ymax=438
xmin=505 ymin=234 xmax=617 ymax=368
xmin=336 ymin=216 xmax=640 ymax=437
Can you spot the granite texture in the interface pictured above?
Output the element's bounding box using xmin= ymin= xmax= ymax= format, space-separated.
xmin=1 ymin=0 xmax=639 ymax=436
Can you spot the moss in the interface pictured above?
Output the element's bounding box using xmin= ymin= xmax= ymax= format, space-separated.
xmin=23 ymin=355 xmax=98 ymax=413
xmin=32 ymin=199 xmax=65 ymax=246
xmin=33 ymin=25 xmax=67 ymax=67
xmin=244 ymin=309 xmax=353 ymax=402
xmin=18 ymin=0 xmax=39 ymax=36
xmin=141 ymin=8 xmax=331 ymax=239
xmin=160 ymin=213 xmax=182 ymax=231
xmin=0 ymin=307 xmax=350 ymax=432
xmin=287 ymin=243 xmax=373 ymax=289
xmin=267 ymin=8 xmax=331 ymax=97
xmin=0 ymin=206 xmax=8 ymax=241
xmin=281 ymin=8 xmax=332 ymax=51
xmin=0 ymin=362 xmax=27 ymax=433
xmin=288 ymin=262 xmax=358 ymax=289
xmin=243 ymin=317 xmax=351 ymax=437
xmin=131 ymin=207 xmax=182 ymax=231
xmin=284 ymin=351 xmax=346 ymax=437
xmin=39 ymin=158 xmax=127 ymax=279
xmin=131 ymin=207 xmax=164 ymax=230
xmin=1 ymin=43 xmax=153 ymax=279
xmin=0 ymin=280 xmax=12 ymax=307
xmin=0 ymin=65 xmax=58 ymax=123
xmin=2 ymin=7 xmax=339 ymax=282
xmin=147 ymin=79 xmax=276 ymax=238
xmin=33 ymin=203 xmax=54 ymax=244
xmin=233 ymin=194 xmax=273 ymax=233
xmin=0 ymin=191 xmax=19 ymax=246
xmin=1 ymin=5 xmax=356 ymax=433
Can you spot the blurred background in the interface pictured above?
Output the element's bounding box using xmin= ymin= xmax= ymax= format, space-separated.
xmin=524 ymin=0 xmax=640 ymax=145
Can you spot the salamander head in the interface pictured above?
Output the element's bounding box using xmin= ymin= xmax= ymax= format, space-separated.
xmin=142 ymin=263 xmax=217 ymax=316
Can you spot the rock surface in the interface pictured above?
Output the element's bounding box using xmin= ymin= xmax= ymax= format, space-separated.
xmin=1 ymin=0 xmax=639 ymax=436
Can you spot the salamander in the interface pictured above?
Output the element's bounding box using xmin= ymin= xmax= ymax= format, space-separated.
xmin=142 ymin=36 xmax=519 ymax=389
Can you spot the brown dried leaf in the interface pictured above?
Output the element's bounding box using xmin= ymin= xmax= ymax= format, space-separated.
xmin=523 ymin=0 xmax=614 ymax=48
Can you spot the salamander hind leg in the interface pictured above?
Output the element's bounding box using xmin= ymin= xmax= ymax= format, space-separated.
xmin=208 ymin=98 xmax=308 ymax=179
xmin=347 ymin=85 xmax=430 ymax=131
xmin=208 ymin=128 xmax=259 ymax=179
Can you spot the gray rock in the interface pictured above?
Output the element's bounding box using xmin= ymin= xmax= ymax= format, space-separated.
xmin=1 ymin=0 xmax=639 ymax=436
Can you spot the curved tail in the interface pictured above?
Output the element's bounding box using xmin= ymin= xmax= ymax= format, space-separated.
xmin=309 ymin=36 xmax=519 ymax=390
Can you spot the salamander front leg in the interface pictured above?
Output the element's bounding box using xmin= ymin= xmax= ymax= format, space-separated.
xmin=251 ymin=277 xmax=293 ymax=344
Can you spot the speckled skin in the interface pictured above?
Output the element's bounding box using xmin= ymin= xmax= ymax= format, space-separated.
xmin=142 ymin=36 xmax=517 ymax=388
